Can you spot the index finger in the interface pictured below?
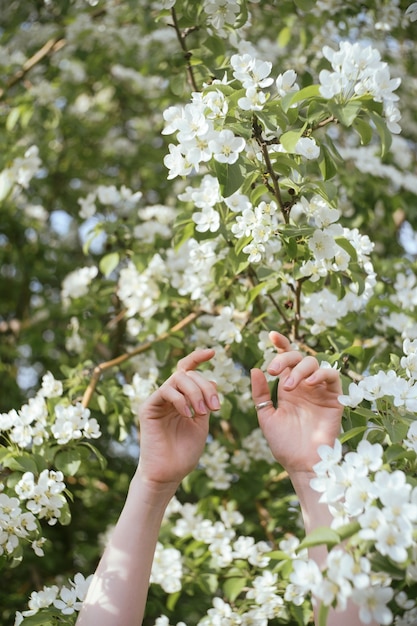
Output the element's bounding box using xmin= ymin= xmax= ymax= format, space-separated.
xmin=269 ymin=331 xmax=293 ymax=353
xmin=177 ymin=348 xmax=215 ymax=372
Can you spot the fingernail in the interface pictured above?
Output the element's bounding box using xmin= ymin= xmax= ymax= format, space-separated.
xmin=269 ymin=364 xmax=281 ymax=375
xmin=284 ymin=376 xmax=294 ymax=389
xmin=198 ymin=401 xmax=208 ymax=415
xmin=211 ymin=395 xmax=220 ymax=410
xmin=185 ymin=405 xmax=193 ymax=417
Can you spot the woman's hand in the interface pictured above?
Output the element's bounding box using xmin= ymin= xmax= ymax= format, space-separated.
xmin=137 ymin=348 xmax=220 ymax=489
xmin=251 ymin=331 xmax=343 ymax=476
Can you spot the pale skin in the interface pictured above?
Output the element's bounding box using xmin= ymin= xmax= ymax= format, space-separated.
xmin=76 ymin=332 xmax=377 ymax=626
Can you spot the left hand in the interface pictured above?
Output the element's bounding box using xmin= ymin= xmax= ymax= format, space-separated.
xmin=251 ymin=331 xmax=343 ymax=475
xmin=137 ymin=348 xmax=220 ymax=489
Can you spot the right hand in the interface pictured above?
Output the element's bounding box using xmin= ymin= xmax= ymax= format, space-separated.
xmin=137 ymin=348 xmax=220 ymax=488
xmin=251 ymin=332 xmax=343 ymax=475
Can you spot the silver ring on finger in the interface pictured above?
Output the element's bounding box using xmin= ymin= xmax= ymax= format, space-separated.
xmin=255 ymin=400 xmax=274 ymax=411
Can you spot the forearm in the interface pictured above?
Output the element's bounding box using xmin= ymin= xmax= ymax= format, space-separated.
xmin=76 ymin=470 xmax=176 ymax=626
xmin=289 ymin=471 xmax=378 ymax=626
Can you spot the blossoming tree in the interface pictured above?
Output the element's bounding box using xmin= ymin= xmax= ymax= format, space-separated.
xmin=2 ymin=0 xmax=417 ymax=624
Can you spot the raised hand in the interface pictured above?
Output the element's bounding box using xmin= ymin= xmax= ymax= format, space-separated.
xmin=137 ymin=348 xmax=220 ymax=488
xmin=251 ymin=331 xmax=343 ymax=475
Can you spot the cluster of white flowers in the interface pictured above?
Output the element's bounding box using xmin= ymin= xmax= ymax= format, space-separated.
xmin=171 ymin=498 xmax=270 ymax=575
xmin=163 ymin=86 xmax=243 ymax=178
xmin=167 ymin=237 xmax=223 ymax=305
xmin=391 ymin=272 xmax=417 ymax=311
xmin=122 ymin=365 xmax=159 ymax=415
xmin=77 ymin=184 xmax=142 ymax=219
xmin=0 ymin=145 xmax=42 ymax=202
xmin=1 ymin=375 xmax=100 ymax=447
xmin=150 ymin=542 xmax=183 ymax=593
xmin=299 ymin=234 xmax=375 ymax=334
xmin=231 ymin=199 xmax=283 ymax=263
xmin=14 ymin=573 xmax=93 ymax=624
xmin=200 ymin=439 xmax=234 ymax=489
xmin=117 ymin=257 xmax=162 ymax=319
xmin=294 ymin=194 xmax=375 ymax=282
xmin=339 ymin=144 xmax=417 ymax=197
xmin=15 ymin=469 xmax=66 ymax=526
xmin=203 ymin=0 xmax=240 ymax=34
xmin=0 ymin=468 xmax=67 ymax=561
xmin=61 ymin=265 xmax=98 ymax=307
xmin=205 ymin=306 xmax=243 ymax=344
xmin=0 ymin=492 xmax=38 ymax=557
xmin=162 ymin=49 xmax=323 ymax=182
xmin=201 ymin=345 xmax=247 ymax=396
xmin=285 ymin=437 xmax=417 ymax=624
xmin=179 ymin=174 xmax=222 ymax=234
xmin=134 ymin=204 xmax=176 ymax=243
xmin=52 ymin=402 xmax=101 ymax=445
xmin=65 ymin=316 xmax=86 ymax=354
xmin=0 ymin=370 xmax=101 ymax=562
xmin=196 ymin=572 xmax=285 ymax=624
xmin=375 ymin=271 xmax=417 ymax=342
xmin=339 ymin=338 xmax=417 ymax=410
xmin=319 ymin=41 xmax=401 ymax=133
xmin=200 ymin=425 xmax=275 ymax=489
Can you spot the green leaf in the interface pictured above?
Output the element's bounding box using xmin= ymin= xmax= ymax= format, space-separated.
xmin=277 ymin=25 xmax=291 ymax=48
xmin=353 ymin=117 xmax=373 ymax=145
xmin=197 ymin=572 xmax=219 ymax=595
xmin=266 ymin=549 xmax=291 ymax=561
xmin=223 ymin=575 xmax=247 ymax=602
xmin=297 ymin=526 xmax=340 ymax=551
xmin=213 ymin=159 xmax=245 ymax=197
xmin=17 ymin=612 xmax=56 ymax=625
xmin=58 ymin=500 xmax=72 ymax=526
xmin=336 ymin=521 xmax=360 ymax=541
xmin=6 ymin=107 xmax=20 ymax=131
xmin=370 ymin=552 xmax=407 ymax=578
xmin=368 ymin=111 xmax=392 ymax=156
xmin=3 ymin=454 xmax=38 ymax=474
xmin=281 ymin=84 xmax=321 ymax=112
xmin=334 ymin=236 xmax=358 ymax=262
xmin=270 ymin=152 xmax=302 ymax=175
xmin=339 ymin=426 xmax=368 ymax=443
xmin=0 ymin=169 xmax=14 ymax=202
xmin=99 ymin=252 xmax=120 ymax=277
xmin=173 ymin=219 xmax=195 ymax=250
xmin=318 ymin=144 xmax=338 ymax=180
xmin=280 ymin=125 xmax=307 ymax=153
xmin=55 ymin=449 xmax=83 ymax=476
xmin=97 ymin=394 xmax=108 ymax=414
xmin=384 ymin=443 xmax=411 ymax=463
xmin=79 ymin=441 xmax=107 ymax=470
xmin=329 ymin=100 xmax=363 ymax=127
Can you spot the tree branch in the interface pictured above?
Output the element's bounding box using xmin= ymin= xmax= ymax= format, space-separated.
xmin=81 ymin=310 xmax=202 ymax=408
xmin=0 ymin=37 xmax=66 ymax=100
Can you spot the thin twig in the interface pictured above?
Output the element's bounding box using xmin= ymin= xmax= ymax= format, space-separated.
xmin=81 ymin=310 xmax=202 ymax=408
xmin=292 ymin=278 xmax=304 ymax=340
xmin=0 ymin=38 xmax=66 ymax=99
xmin=252 ymin=117 xmax=286 ymax=219
xmin=312 ymin=115 xmax=337 ymax=130
xmin=170 ymin=7 xmax=199 ymax=92
xmin=247 ymin=266 xmax=292 ymax=332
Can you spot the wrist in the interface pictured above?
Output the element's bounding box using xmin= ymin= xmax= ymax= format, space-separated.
xmin=132 ymin=467 xmax=179 ymax=505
